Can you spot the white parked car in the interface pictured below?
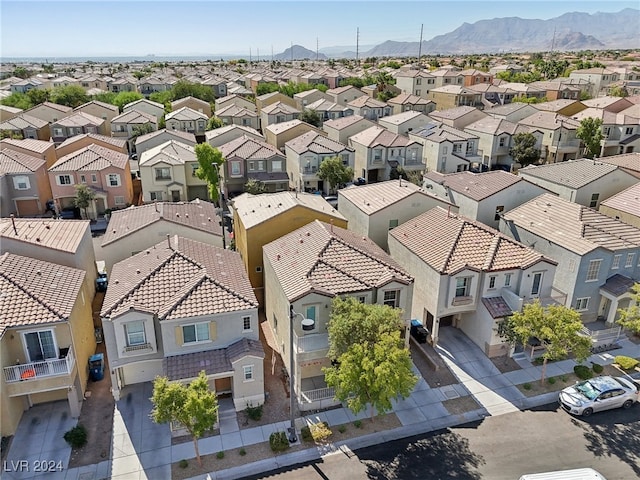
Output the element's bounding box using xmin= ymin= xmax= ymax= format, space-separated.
xmin=559 ymin=375 xmax=638 ymax=417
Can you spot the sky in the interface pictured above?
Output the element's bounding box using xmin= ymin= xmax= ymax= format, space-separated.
xmin=1 ymin=0 xmax=637 ymax=58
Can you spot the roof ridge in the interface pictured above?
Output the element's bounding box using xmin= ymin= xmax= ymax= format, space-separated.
xmin=442 ymin=218 xmax=467 ymax=273
xmin=483 ymin=235 xmax=502 ymax=270
xmin=0 ymin=269 xmax=66 ymax=321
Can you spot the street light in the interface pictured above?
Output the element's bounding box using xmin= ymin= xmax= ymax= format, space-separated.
xmin=288 ymin=304 xmax=315 ymax=443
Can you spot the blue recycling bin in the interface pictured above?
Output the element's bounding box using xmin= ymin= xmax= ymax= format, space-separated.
xmin=89 ymin=353 xmax=104 ymax=381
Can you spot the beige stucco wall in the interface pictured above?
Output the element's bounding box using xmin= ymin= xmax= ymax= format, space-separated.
xmin=599 ymin=205 xmax=640 ymax=229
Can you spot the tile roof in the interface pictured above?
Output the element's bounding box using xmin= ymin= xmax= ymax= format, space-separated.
xmin=123 ymin=98 xmax=164 ymax=110
xmin=50 ymin=144 xmax=129 ymax=171
xmin=0 ymin=113 xmax=48 ymax=130
xmin=26 ymin=102 xmax=72 ymax=114
xmin=216 ymin=104 xmax=257 ymax=118
xmin=503 ymin=193 xmax=640 ymax=255
xmin=56 ymin=133 xmax=127 ymax=150
xmin=423 ymin=170 xmax=526 ymax=201
xmin=264 ymin=119 xmax=307 ymax=135
xmin=205 ymin=124 xmax=263 ymax=142
xmin=518 ymin=159 xmax=621 ymax=189
xmin=518 ymin=111 xmax=580 ymax=131
xmin=135 ymin=128 xmax=196 ymax=147
xmin=111 ymin=109 xmax=156 ymax=124
xmin=218 ymin=135 xmax=282 ymax=160
xmin=165 ymin=106 xmax=208 ymax=122
xmin=481 ymin=296 xmax=513 ymax=319
xmin=379 ymin=110 xmax=426 ymax=125
xmin=0 ymin=218 xmax=89 ymax=253
xmin=599 ymin=152 xmax=640 ymax=174
xmin=464 ymin=117 xmax=519 ymax=136
xmin=599 ymin=182 xmax=640 ymax=217
xmin=232 ymin=191 xmax=346 ymax=230
xmin=349 ymin=125 xmax=412 ymax=148
xmin=339 ymin=180 xmax=446 ymax=215
xmin=285 ymin=130 xmax=350 ymax=155
xmin=411 ymin=122 xmax=478 ymax=143
xmin=73 ymin=100 xmax=119 ymax=113
xmin=0 ymin=253 xmax=85 ymax=338
xmin=102 ymin=236 xmax=257 ymax=319
xmin=533 ymin=99 xmax=583 ymax=112
xmin=261 ymin=102 xmax=300 ymax=115
xmin=0 ymin=148 xmax=46 ymax=173
xmin=139 ymin=140 xmax=195 ymax=167
xmin=389 ymin=207 xmax=552 ymax=274
xmin=54 ymin=111 xmax=104 ymax=127
xmin=163 ymin=338 xmax=264 ymax=381
xmin=0 ymin=138 xmax=54 ymax=154
xmin=347 ymin=95 xmax=388 ymax=109
xmin=430 ymin=106 xmax=482 ymax=120
xmin=388 ymin=93 xmax=433 ymax=106
xmin=600 ymin=274 xmax=635 ymax=297
xmin=264 ymin=220 xmax=413 ymax=301
xmin=322 ymin=115 xmax=370 ymax=131
xmin=102 ymin=200 xmax=222 ymax=246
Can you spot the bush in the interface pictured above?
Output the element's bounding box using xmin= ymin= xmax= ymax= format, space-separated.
xmin=245 ymin=403 xmax=263 ymax=421
xmin=269 ymin=431 xmax=290 ymax=452
xmin=179 ymin=459 xmax=188 ymax=469
xmin=311 ymin=421 xmax=332 ymax=442
xmin=523 ymin=383 xmax=532 ymax=390
xmin=301 ymin=425 xmax=313 ymax=442
xmin=338 ymin=425 xmax=347 ymax=434
xmin=574 ymin=365 xmax=593 ymax=380
xmin=547 ymin=377 xmax=556 ymax=385
xmin=592 ymin=362 xmax=604 ymax=374
xmin=216 ymin=451 xmax=224 ymax=459
xmin=614 ymin=355 xmax=639 ymax=371
xmin=560 ymin=375 xmax=568 ymax=382
xmin=63 ymin=425 xmax=88 ymax=448
xmin=353 ymin=420 xmax=362 ymax=429
xmin=239 ymin=448 xmax=246 ymax=456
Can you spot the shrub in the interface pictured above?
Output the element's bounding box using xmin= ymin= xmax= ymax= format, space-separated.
xmin=560 ymin=375 xmax=568 ymax=382
xmin=547 ymin=376 xmax=556 ymax=385
xmin=245 ymin=403 xmax=263 ymax=421
xmin=216 ymin=451 xmax=224 ymax=459
xmin=239 ymin=448 xmax=246 ymax=456
xmin=523 ymin=383 xmax=532 ymax=390
xmin=269 ymin=431 xmax=290 ymax=452
xmin=179 ymin=459 xmax=188 ymax=469
xmin=338 ymin=425 xmax=347 ymax=434
xmin=353 ymin=420 xmax=362 ymax=429
xmin=574 ymin=365 xmax=593 ymax=380
xmin=592 ymin=362 xmax=604 ymax=374
xmin=301 ymin=425 xmax=313 ymax=442
xmin=63 ymin=425 xmax=87 ymax=448
xmin=310 ymin=421 xmax=332 ymax=442
xmin=614 ymin=355 xmax=639 ymax=371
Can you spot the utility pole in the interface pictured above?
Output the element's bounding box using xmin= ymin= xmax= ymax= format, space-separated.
xmin=356 ymin=27 xmax=360 ymax=64
xmin=291 ymin=42 xmax=293 ymax=62
xmin=249 ymin=47 xmax=252 ymax=64
xmin=257 ymin=48 xmax=260 ymax=62
xmin=316 ymin=37 xmax=319 ymax=62
xmin=417 ymin=24 xmax=424 ymax=68
xmin=271 ymin=45 xmax=274 ymax=64
xmin=550 ymin=27 xmax=556 ymax=54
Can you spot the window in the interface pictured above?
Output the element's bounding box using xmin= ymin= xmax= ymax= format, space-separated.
xmin=373 ymin=149 xmax=382 ymax=161
xmin=248 ymin=161 xmax=255 ymax=172
xmin=114 ymin=196 xmax=125 ymax=205
xmin=626 ymin=253 xmax=635 ymax=268
xmin=182 ymin=323 xmax=210 ymax=343
xmin=504 ymin=273 xmax=512 ymax=287
xmin=242 ymin=316 xmax=252 ymax=331
xmin=612 ymin=254 xmax=621 ymax=270
xmin=230 ymin=161 xmax=241 ymax=176
xmin=23 ymin=330 xmax=56 ymax=362
xmin=416 ymin=78 xmax=422 ymax=85
xmin=53 ymin=128 xmax=64 ymax=137
xmin=192 ymin=164 xmax=199 ymax=176
xmin=125 ymin=321 xmax=146 ymax=346
xmin=495 ymin=205 xmax=504 ymax=221
xmin=499 ymin=137 xmax=506 ymax=147
xmin=107 ymin=173 xmax=121 ymax=187
xmin=341 ymin=154 xmax=349 ymax=165
xmin=271 ymin=159 xmax=282 ymax=172
xmin=443 ymin=147 xmax=448 ymax=154
xmin=625 ymin=127 xmax=634 ymax=135
xmin=57 ymin=175 xmax=72 ymax=185
xmin=91 ymin=174 xmax=97 ymax=183
xmin=383 ymin=290 xmax=400 ymax=307
xmin=388 ymin=219 xmax=399 ymax=230
xmin=357 ymin=296 xmax=366 ymax=303
xmin=243 ymin=365 xmax=254 ymax=381
xmin=80 ymin=174 xmax=87 ymax=184
xmin=415 ymin=89 xmax=421 ymax=96
xmin=155 ymin=168 xmax=171 ymax=180
xmin=489 ymin=276 xmax=497 ymax=289
xmin=575 ymin=297 xmax=590 ymax=311
xmin=12 ymin=176 xmax=30 ymax=190
xmin=531 ymin=272 xmax=543 ymax=295
xmin=586 ymin=259 xmax=602 ymax=282
xmin=150 ymin=191 xmax=163 ymax=201
xmin=589 ymin=193 xmax=599 ymax=208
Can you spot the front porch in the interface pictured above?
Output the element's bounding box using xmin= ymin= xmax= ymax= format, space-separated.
xmin=299 ymin=375 xmax=338 ymax=412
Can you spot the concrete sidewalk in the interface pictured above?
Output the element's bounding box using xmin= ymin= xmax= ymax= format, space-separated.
xmin=5 ymin=328 xmax=639 ymax=480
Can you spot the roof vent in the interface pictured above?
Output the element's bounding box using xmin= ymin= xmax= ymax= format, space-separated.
xmin=36 ymin=270 xmax=41 ymax=275
xmin=136 ymin=269 xmax=140 ymax=274
xmin=176 ymin=213 xmax=180 ymax=217
xmin=36 ymin=238 xmax=40 ymax=242
xmin=276 ymin=254 xmax=281 ymax=260
xmin=185 ymin=213 xmax=189 ymax=218
xmin=306 ymin=232 xmax=311 ymax=236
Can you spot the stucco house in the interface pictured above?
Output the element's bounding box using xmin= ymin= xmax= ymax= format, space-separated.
xmin=0 ymin=137 xmax=58 ymax=169
xmin=322 ymin=115 xmax=374 ymax=145
xmin=263 ymin=220 xmax=414 ymax=411
xmin=517 ymin=112 xmax=581 ymax=163
xmin=326 ymin=85 xmax=364 ymax=106
xmin=264 ymin=119 xmax=323 ymax=152
xmin=409 ymin=122 xmax=481 ymax=174
xmin=0 ymin=113 xmax=50 ymax=141
xmin=215 ymin=104 xmax=260 ymax=131
xmin=50 ymin=112 xmax=107 ymax=145
xmin=387 ymin=93 xmax=436 ymax=115
xmin=122 ymin=98 xmax=165 ymax=121
xmin=214 ymin=94 xmax=256 ymax=113
xmin=599 ymin=182 xmax=640 ymax=229
xmin=429 ymin=106 xmax=488 ymax=130
xmin=302 ymin=99 xmax=353 ymax=126
xmin=165 ymin=107 xmax=208 ymax=137
xmin=101 ymin=236 xmax=264 ymax=411
xmin=56 ymin=133 xmax=128 ymax=159
xmin=388 ymin=206 xmax=558 ymax=356
xmin=170 ymin=96 xmax=212 ymax=118
xmin=73 ymin=101 xmax=119 ymax=135
xmin=346 ymin=95 xmax=391 ymax=121
xmin=111 ymin=109 xmax=158 ymax=151
xmin=427 ymin=86 xmax=483 ymax=111
xmin=0 ymin=149 xmax=52 ymax=217
xmin=23 ymin=102 xmax=72 ymax=124
xmin=294 ymin=88 xmax=332 ymax=110
xmin=260 ymin=102 xmax=301 ymax=129
xmin=378 ymin=111 xmax=432 ymax=136
xmin=394 ymin=70 xmax=436 ymax=99
xmin=205 ymin=124 xmax=263 ymax=148
xmin=135 ymin=128 xmax=196 ymax=157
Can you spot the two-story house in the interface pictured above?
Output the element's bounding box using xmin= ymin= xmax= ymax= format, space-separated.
xmin=517 ymin=112 xmax=581 ymax=163
xmin=206 ymin=124 xmax=263 ymax=148
xmin=428 ymin=86 xmax=483 ymax=111
xmin=101 ymin=236 xmax=264 ymax=411
xmin=501 ymin=193 xmax=640 ymax=325
xmin=322 ymin=115 xmax=375 ymax=145
xmin=263 ymin=220 xmax=414 ymax=411
xmin=285 ymin=131 xmax=354 ymax=195
xmin=23 ymin=102 xmax=72 ymax=124
xmin=111 ymin=109 xmax=158 ymax=151
xmin=378 ymin=111 xmax=432 ymax=136
xmin=0 ymin=149 xmax=52 ymax=217
xmin=300 ymin=99 xmax=353 ymax=126
xmin=429 ymin=105 xmax=488 ymax=130
xmin=50 ymin=112 xmax=107 ymax=145
xmin=389 ymin=206 xmax=558 ymax=356
xmin=0 ymin=113 xmax=50 ymax=141
xmin=264 ymin=119 xmax=324 ymax=152
xmin=73 ymin=101 xmax=119 ymax=135
xmin=215 ymin=104 xmax=260 ymax=131
xmin=260 ymin=102 xmax=301 ymax=130
xmin=325 ymin=85 xmax=364 ymax=106
xmin=108 ymin=77 xmax=138 ymax=93
xmin=569 ymin=68 xmax=620 ymax=97
xmin=135 ymin=128 xmax=196 ymax=158
xmin=122 ymin=99 xmax=165 ymax=122
xmin=0 ymin=137 xmax=58 ymax=169
xmin=165 ymin=107 xmax=208 ymax=137
xmin=394 ymin=70 xmax=436 ymax=99
xmin=56 ymin=133 xmax=128 ymax=159
xmin=214 ymin=94 xmax=256 ymax=113
xmin=387 ymin=93 xmax=436 ymax=115
xmin=170 ymin=96 xmax=212 ymax=118
xmin=349 ymin=125 xmax=423 ymax=183
xmin=49 ymin=144 xmax=133 ymax=217
xmin=463 ymin=116 xmax=519 ymax=170
xmin=346 ymin=95 xmax=392 ymax=121
xmin=294 ymin=89 xmax=332 ymax=111
xmin=599 ymin=182 xmax=640 ymax=229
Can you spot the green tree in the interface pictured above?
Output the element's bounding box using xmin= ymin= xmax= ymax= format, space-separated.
xmin=206 ymin=116 xmax=224 ymax=130
xmin=150 ymin=371 xmax=218 ymax=467
xmin=576 ymin=117 xmax=604 ymax=159
xmin=617 ymin=283 xmax=640 ymax=335
xmin=1 ymin=92 xmax=33 ymax=110
xmin=510 ymin=132 xmax=540 ymax=167
xmin=12 ymin=67 xmax=31 ymax=79
xmin=255 ymin=82 xmax=280 ymax=96
xmin=49 ymin=85 xmax=89 ymax=108
xmin=130 ymin=123 xmax=155 ymax=142
xmin=113 ymin=91 xmax=144 ymax=112
xmin=26 ymin=88 xmax=51 ymax=105
xmin=316 ymin=157 xmax=353 ymax=194
xmin=498 ymin=300 xmax=592 ymax=384
xmin=91 ymin=91 xmax=117 ymax=105
xmin=194 ymin=143 xmax=224 ymax=204
xmin=609 ymin=85 xmax=629 ymax=98
xmin=41 ymin=64 xmax=55 ymax=74
xmin=299 ymin=109 xmax=321 ymax=128
xmin=149 ymin=90 xmax=174 ymax=111
xmin=73 ymin=184 xmax=96 ymax=219
xmin=244 ymin=178 xmax=266 ymax=194
xmin=172 ymin=80 xmax=215 ymax=103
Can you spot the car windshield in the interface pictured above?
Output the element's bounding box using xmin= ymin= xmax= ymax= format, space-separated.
xmin=575 ymin=381 xmax=600 ymax=400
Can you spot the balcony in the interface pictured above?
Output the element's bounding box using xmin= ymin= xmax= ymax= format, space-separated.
xmin=294 ymin=332 xmax=328 ymax=353
xmin=302 ymin=166 xmax=318 ymax=175
xmin=4 ymin=348 xmax=76 ymax=397
xmin=299 ymin=375 xmax=338 ymax=411
xmin=123 ymin=343 xmax=154 ymax=355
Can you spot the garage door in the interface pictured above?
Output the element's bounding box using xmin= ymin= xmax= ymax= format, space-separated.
xmin=16 ymin=199 xmax=40 ymax=216
xmin=187 ymin=185 xmax=209 ymax=202
xmin=215 ymin=377 xmax=232 ymax=394
xmin=122 ymin=360 xmax=163 ymax=386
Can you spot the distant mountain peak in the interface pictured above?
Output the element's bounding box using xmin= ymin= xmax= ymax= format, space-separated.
xmin=274 ymin=44 xmax=327 ymax=61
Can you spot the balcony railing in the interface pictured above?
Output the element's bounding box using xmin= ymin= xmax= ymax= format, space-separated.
xmin=300 ymin=386 xmax=335 ymax=403
xmin=123 ymin=343 xmax=153 ymax=354
xmin=4 ymin=348 xmax=75 ymax=384
xmin=303 ymin=166 xmax=318 ymax=174
xmin=294 ymin=332 xmax=329 ymax=353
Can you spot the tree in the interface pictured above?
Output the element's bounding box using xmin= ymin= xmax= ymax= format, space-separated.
xmin=244 ymin=178 xmax=266 ymax=194
xmin=609 ymin=85 xmax=628 ymax=98
xmin=91 ymin=91 xmax=117 ymax=105
xmin=130 ymin=123 xmax=155 ymax=142
xmin=73 ymin=184 xmax=96 ymax=219
xmin=49 ymin=85 xmax=89 ymax=108
xmin=194 ymin=143 xmax=224 ymax=204
xmin=26 ymin=88 xmax=50 ymax=105
xmin=206 ymin=116 xmax=224 ymax=130
xmin=255 ymin=82 xmax=279 ymax=96
xmin=149 ymin=90 xmax=174 ymax=111
xmin=172 ymin=80 xmax=215 ymax=103
xmin=12 ymin=67 xmax=31 ymax=79
xmin=498 ymin=300 xmax=592 ymax=384
xmin=617 ymin=283 xmax=640 ymax=335
xmin=316 ymin=157 xmax=353 ymax=194
xmin=510 ymin=132 xmax=540 ymax=168
xmin=112 ymin=91 xmax=144 ymax=112
xmin=1 ymin=92 xmax=33 ymax=110
xmin=299 ymin=109 xmax=321 ymax=128
xmin=150 ymin=371 xmax=218 ymax=467
xmin=576 ymin=117 xmax=604 ymax=159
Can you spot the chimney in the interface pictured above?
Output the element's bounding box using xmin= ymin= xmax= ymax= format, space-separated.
xmin=10 ymin=214 xmax=17 ymax=235
xmin=167 ymin=234 xmax=172 ymax=250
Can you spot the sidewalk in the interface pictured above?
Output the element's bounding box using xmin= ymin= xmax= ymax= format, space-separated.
xmin=5 ymin=328 xmax=639 ymax=480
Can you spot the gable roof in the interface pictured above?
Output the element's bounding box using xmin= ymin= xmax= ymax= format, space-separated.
xmin=216 ymin=104 xmax=258 ymax=118
xmin=503 ymin=193 xmax=640 ymax=255
xmin=101 ymin=236 xmax=257 ymax=320
xmin=323 ymin=114 xmax=370 ymax=131
xmin=518 ymin=111 xmax=580 ymax=131
xmin=598 ymin=152 xmax=640 ymax=175
xmin=0 ymin=148 xmax=46 ymax=173
xmin=349 ymin=125 xmax=413 ymax=148
xmin=379 ymin=110 xmax=427 ymax=126
xmin=0 ymin=138 xmax=53 ymax=154
xmin=264 ymin=220 xmax=412 ymax=301
xmin=347 ymin=95 xmax=388 ymax=109
xmin=599 ymin=182 xmax=640 ymax=218
xmin=0 ymin=218 xmax=89 ymax=254
xmin=285 ymin=130 xmax=350 ymax=155
xmin=423 ymin=170 xmax=529 ymax=201
xmin=261 ymin=102 xmax=300 ymax=115
xmin=430 ymin=106 xmax=483 ymax=121
xmin=218 ymin=135 xmax=282 ymax=160
xmin=139 ymin=139 xmax=195 ymax=166
xmin=411 ymin=122 xmax=478 ymax=143
xmin=387 ymin=93 xmax=433 ymax=106
xmin=464 ymin=116 xmax=518 ymax=135
xmin=53 ymin=111 xmax=104 ymax=127
xmin=135 ymin=128 xmax=196 ymax=147
xmin=56 ymin=132 xmax=128 ymax=151
xmin=518 ymin=159 xmax=623 ymax=189
xmin=0 ymin=113 xmax=48 ymax=130
xmin=111 ymin=109 xmax=156 ymax=124
xmin=390 ymin=207 xmax=553 ymax=274
xmin=165 ymin=106 xmax=208 ymax=122
xmin=205 ymin=124 xmax=263 ymax=142
xmin=73 ymin=100 xmax=119 ymax=113
xmin=25 ymin=101 xmax=72 ymax=115
xmin=50 ymin=144 xmax=129 ymax=171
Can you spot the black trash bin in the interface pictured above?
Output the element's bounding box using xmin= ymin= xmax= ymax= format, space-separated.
xmin=410 ymin=319 xmax=429 ymax=344
xmin=89 ymin=353 xmax=104 ymax=381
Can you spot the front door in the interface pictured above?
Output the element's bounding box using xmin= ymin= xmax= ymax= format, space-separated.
xmin=171 ymin=190 xmax=180 ymax=202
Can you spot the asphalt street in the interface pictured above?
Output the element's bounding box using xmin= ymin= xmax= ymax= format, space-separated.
xmin=242 ymin=402 xmax=640 ymax=480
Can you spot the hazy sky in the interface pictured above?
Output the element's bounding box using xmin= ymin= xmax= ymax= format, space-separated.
xmin=1 ymin=0 xmax=637 ymax=58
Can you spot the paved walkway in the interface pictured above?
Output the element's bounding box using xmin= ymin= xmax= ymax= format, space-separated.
xmin=4 ymin=328 xmax=639 ymax=480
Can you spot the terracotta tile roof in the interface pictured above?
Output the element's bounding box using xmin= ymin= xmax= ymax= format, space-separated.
xmin=139 ymin=140 xmax=195 ymax=166
xmin=264 ymin=220 xmax=413 ymax=301
xmin=423 ymin=170 xmax=526 ymax=201
xmin=347 ymin=95 xmax=388 ymax=109
xmin=56 ymin=133 xmax=127 ymax=150
xmin=135 ymin=128 xmax=196 ymax=147
xmin=285 ymin=131 xmax=351 ymax=155
xmin=26 ymin=102 xmax=72 ymax=114
xmin=0 ymin=218 xmax=89 ymax=253
xmin=50 ymin=144 xmax=128 ymax=171
xmin=599 ymin=152 xmax=640 ymax=174
xmin=518 ymin=111 xmax=580 ymax=131
xmin=518 ymin=159 xmax=622 ymax=189
xmin=261 ymin=102 xmax=300 ymax=115
xmin=232 ymin=191 xmax=345 ymax=230
xmin=54 ymin=111 xmax=104 ymax=127
xmin=389 ymin=207 xmax=552 ymax=274
xmin=216 ymin=104 xmax=257 ymax=118
xmin=165 ymin=106 xmax=208 ymax=122
xmin=0 ymin=148 xmax=46 ymax=173
xmin=218 ymin=136 xmax=282 ymax=160
xmin=0 ymin=138 xmax=54 ymax=154
xmin=503 ymin=193 xmax=640 ymax=255
xmin=102 ymin=236 xmax=257 ymax=319
xmin=111 ymin=109 xmax=156 ymax=124
xmin=0 ymin=252 xmax=85 ymax=337
xmin=163 ymin=338 xmax=264 ymax=381
xmin=481 ymin=297 xmax=513 ymax=319
xmin=597 ymin=183 xmax=640 ymax=218
xmin=349 ymin=125 xmax=412 ymax=148
xmin=205 ymin=124 xmax=263 ymax=142
xmin=464 ymin=117 xmax=518 ymax=136
xmin=323 ymin=115 xmax=371 ymax=131
xmin=0 ymin=113 xmax=48 ymax=130
xmin=101 ymin=200 xmax=222 ymax=246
